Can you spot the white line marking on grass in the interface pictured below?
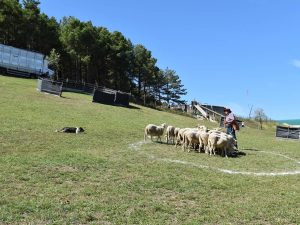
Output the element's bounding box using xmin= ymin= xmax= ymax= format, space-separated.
xmin=128 ymin=141 xmax=300 ymax=176
xmin=128 ymin=140 xmax=145 ymax=151
xmin=259 ymin=150 xmax=300 ymax=164
xmin=151 ymin=156 xmax=300 ymax=176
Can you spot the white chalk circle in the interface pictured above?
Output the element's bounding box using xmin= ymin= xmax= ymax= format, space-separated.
xmin=128 ymin=141 xmax=300 ymax=176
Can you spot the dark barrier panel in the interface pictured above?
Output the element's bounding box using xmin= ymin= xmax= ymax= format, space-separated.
xmin=114 ymin=91 xmax=129 ymax=107
xmin=37 ymin=79 xmax=62 ymax=96
xmin=93 ymin=89 xmax=116 ymax=105
xmin=276 ymin=126 xmax=300 ymax=139
xmin=93 ymin=88 xmax=130 ymax=107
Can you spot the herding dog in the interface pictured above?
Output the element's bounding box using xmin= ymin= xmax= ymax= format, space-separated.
xmin=55 ymin=127 xmax=85 ymax=134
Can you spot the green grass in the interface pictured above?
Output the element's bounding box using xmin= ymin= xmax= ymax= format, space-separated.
xmin=0 ymin=75 xmax=299 ymax=225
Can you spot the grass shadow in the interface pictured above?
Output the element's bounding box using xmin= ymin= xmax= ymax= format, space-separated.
xmin=127 ymin=104 xmax=140 ymax=110
xmin=60 ymin=95 xmax=71 ymax=99
xmin=92 ymin=101 xmax=140 ymax=110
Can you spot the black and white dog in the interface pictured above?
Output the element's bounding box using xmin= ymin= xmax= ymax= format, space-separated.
xmin=56 ymin=127 xmax=85 ymax=134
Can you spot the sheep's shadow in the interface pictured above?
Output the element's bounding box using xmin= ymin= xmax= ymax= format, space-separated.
xmin=158 ymin=141 xmax=177 ymax=146
xmin=228 ymin=150 xmax=247 ymax=158
xmin=92 ymin=101 xmax=140 ymax=110
xmin=60 ymin=95 xmax=71 ymax=99
xmin=127 ymin=104 xmax=140 ymax=110
xmin=240 ymin=148 xmax=261 ymax=151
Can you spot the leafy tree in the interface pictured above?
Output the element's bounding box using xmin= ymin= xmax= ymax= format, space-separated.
xmin=22 ymin=0 xmax=41 ymax=50
xmin=37 ymin=14 xmax=60 ymax=54
xmin=46 ymin=48 xmax=60 ymax=79
xmin=0 ymin=0 xmax=23 ymax=46
xmin=148 ymin=68 xmax=166 ymax=107
xmin=161 ymin=68 xmax=187 ymax=105
xmin=91 ymin=27 xmax=111 ymax=85
xmin=59 ymin=17 xmax=99 ymax=82
xmin=254 ymin=108 xmax=267 ymax=130
xmin=133 ymin=44 xmax=151 ymax=98
xmin=107 ymin=31 xmax=133 ymax=91
xmin=132 ymin=44 xmax=160 ymax=104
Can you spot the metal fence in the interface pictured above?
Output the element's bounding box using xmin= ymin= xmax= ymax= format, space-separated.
xmin=61 ymin=80 xmax=96 ymax=94
xmin=276 ymin=125 xmax=300 ymax=140
xmin=37 ymin=79 xmax=62 ymax=96
xmin=93 ymin=87 xmax=129 ymax=107
xmin=37 ymin=78 xmax=130 ymax=106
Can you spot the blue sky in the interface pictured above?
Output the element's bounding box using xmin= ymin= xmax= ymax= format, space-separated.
xmin=40 ymin=0 xmax=300 ymax=120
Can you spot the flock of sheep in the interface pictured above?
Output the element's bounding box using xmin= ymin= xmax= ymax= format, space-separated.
xmin=144 ymin=123 xmax=238 ymax=157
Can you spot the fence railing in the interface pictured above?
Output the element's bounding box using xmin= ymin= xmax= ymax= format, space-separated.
xmin=60 ymin=80 xmax=96 ymax=95
xmin=37 ymin=79 xmax=62 ymax=96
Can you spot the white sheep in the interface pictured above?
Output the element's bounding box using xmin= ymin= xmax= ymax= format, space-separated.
xmin=175 ymin=128 xmax=196 ymax=147
xmin=144 ymin=123 xmax=167 ymax=142
xmin=174 ymin=127 xmax=181 ymax=139
xmin=166 ymin=125 xmax=176 ymax=144
xmin=182 ymin=129 xmax=200 ymax=152
xmin=207 ymin=131 xmax=236 ymax=157
xmin=198 ymin=128 xmax=210 ymax=153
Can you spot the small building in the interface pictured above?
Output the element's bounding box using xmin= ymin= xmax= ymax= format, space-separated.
xmin=201 ymin=104 xmax=226 ymax=117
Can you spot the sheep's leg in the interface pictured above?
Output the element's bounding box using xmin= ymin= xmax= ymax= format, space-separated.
xmin=224 ymin=148 xmax=228 ymax=158
xmin=190 ymin=142 xmax=194 ymax=152
xmin=210 ymin=146 xmax=215 ymax=156
xmin=204 ymin=146 xmax=208 ymax=154
xmin=158 ymin=136 xmax=162 ymax=143
xmin=197 ymin=143 xmax=201 ymax=152
xmin=207 ymin=141 xmax=212 ymax=155
xmin=181 ymin=135 xmax=185 ymax=151
xmin=206 ymin=142 xmax=210 ymax=154
xmin=175 ymin=136 xmax=180 ymax=148
xmin=182 ymin=137 xmax=186 ymax=151
xmin=198 ymin=143 xmax=202 ymax=153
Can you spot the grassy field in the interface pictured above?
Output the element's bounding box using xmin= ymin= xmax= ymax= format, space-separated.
xmin=0 ymin=75 xmax=299 ymax=225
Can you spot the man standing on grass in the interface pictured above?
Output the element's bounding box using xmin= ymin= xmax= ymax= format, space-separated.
xmin=224 ymin=108 xmax=238 ymax=149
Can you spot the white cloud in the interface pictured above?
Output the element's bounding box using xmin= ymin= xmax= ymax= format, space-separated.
xmin=291 ymin=59 xmax=300 ymax=68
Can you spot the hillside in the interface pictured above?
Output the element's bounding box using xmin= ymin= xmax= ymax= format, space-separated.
xmin=0 ymin=75 xmax=300 ymax=224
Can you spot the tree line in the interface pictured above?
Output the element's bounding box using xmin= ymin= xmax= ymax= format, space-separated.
xmin=0 ymin=0 xmax=187 ymax=106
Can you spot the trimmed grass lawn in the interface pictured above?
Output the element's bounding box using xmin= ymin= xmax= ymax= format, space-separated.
xmin=0 ymin=75 xmax=299 ymax=224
